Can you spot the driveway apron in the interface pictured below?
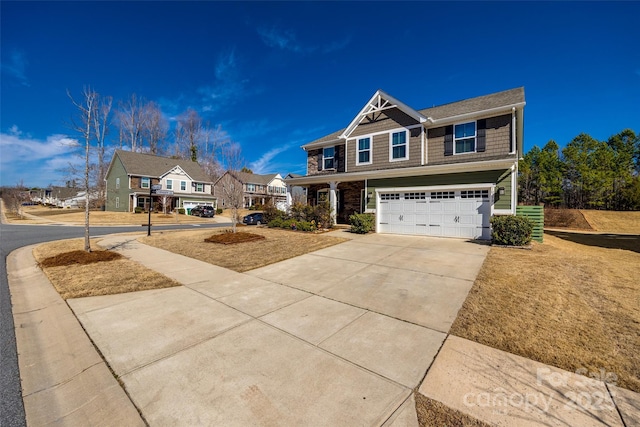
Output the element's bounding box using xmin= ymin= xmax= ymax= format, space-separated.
xmin=66 ymin=233 xmax=488 ymax=426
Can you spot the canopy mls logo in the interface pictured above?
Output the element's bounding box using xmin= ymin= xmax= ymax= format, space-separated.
xmin=462 ymin=367 xmax=618 ymax=416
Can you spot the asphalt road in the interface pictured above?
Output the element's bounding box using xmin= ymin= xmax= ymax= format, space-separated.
xmin=0 ymin=220 xmax=225 ymax=426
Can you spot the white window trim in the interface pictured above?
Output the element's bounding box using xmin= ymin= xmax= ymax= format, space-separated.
xmin=389 ymin=130 xmax=409 ymax=162
xmin=115 ymin=197 xmax=119 ymax=209
xmin=180 ymin=181 xmax=187 ymax=191
xmin=356 ymin=136 xmax=373 ymax=166
xmin=323 ymin=147 xmax=335 ymax=170
xmin=166 ymin=179 xmax=173 ymax=190
xmin=195 ymin=183 xmax=204 ymax=192
xmin=115 ymin=177 xmax=120 ymax=189
xmin=141 ymin=177 xmax=150 ymax=189
xmin=454 ymin=120 xmax=477 ymax=155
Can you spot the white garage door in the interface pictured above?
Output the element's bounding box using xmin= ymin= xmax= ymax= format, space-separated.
xmin=378 ymin=189 xmax=491 ymax=239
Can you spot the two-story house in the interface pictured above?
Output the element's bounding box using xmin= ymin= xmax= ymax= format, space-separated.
xmin=285 ymin=87 xmax=525 ymax=239
xmin=105 ymin=150 xmax=216 ymax=212
xmin=213 ymin=171 xmax=287 ymax=209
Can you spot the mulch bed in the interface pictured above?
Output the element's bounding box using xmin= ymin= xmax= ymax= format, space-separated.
xmin=204 ymin=232 xmax=266 ymax=245
xmin=39 ymin=250 xmax=123 ymax=268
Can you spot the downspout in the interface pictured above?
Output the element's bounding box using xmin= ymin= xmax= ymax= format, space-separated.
xmin=516 ymin=107 xmax=524 ymax=159
xmin=511 ymin=107 xmax=517 ymax=155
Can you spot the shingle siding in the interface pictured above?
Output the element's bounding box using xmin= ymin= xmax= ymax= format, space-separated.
xmin=346 ymin=127 xmax=422 ymax=172
xmin=350 ymin=108 xmax=419 ymax=137
xmin=427 ymin=114 xmax=514 ymax=165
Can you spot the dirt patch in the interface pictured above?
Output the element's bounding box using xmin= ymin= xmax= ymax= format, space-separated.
xmin=544 ymin=208 xmax=592 ymax=230
xmin=34 ymin=238 xmax=180 ymax=299
xmin=580 ymin=210 xmax=640 ymax=234
xmin=140 ymin=227 xmax=347 ymax=272
xmin=450 ymin=232 xmax=640 ymax=392
xmin=39 ymin=250 xmax=122 ymax=267
xmin=414 ymin=392 xmax=489 ymax=427
xmin=204 ymin=232 xmax=266 ymax=245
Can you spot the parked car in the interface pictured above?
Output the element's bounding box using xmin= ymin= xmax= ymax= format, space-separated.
xmin=243 ymin=212 xmax=264 ymax=225
xmin=191 ymin=205 xmax=215 ymax=218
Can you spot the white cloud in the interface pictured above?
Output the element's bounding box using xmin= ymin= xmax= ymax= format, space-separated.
xmin=1 ymin=49 xmax=30 ymax=87
xmin=249 ymin=141 xmax=299 ymax=174
xmin=198 ymin=48 xmax=249 ymax=113
xmin=0 ymin=128 xmax=80 ymax=186
xmin=257 ymin=26 xmax=350 ymax=55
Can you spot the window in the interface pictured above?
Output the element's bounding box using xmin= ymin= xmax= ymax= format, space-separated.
xmin=166 ymin=179 xmax=172 ymax=190
xmin=430 ymin=191 xmax=455 ymax=199
xmin=404 ymin=192 xmax=426 ymax=200
xmin=380 ymin=193 xmax=400 ymax=201
xmin=137 ymin=197 xmax=149 ymax=208
xmin=115 ymin=177 xmax=120 ymax=189
xmin=180 ymin=181 xmax=186 ymax=191
xmin=461 ymin=190 xmax=489 ymax=199
xmin=115 ymin=197 xmax=119 ymax=209
xmin=323 ymin=147 xmax=335 ymax=169
xmin=454 ymin=122 xmax=476 ymax=154
xmin=141 ymin=177 xmax=150 ymax=188
xmin=246 ymin=183 xmax=256 ymax=192
xmin=196 ymin=183 xmax=204 ymax=192
xmin=357 ymin=137 xmax=371 ymax=165
xmin=390 ymin=131 xmax=407 ymax=160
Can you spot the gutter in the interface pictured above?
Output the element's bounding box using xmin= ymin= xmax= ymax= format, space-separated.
xmin=425 ymin=102 xmax=526 ymax=126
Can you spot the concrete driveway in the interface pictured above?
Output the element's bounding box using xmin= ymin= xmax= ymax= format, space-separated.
xmin=67 ymin=232 xmax=489 ymax=426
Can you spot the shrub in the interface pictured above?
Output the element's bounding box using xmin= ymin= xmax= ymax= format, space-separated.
xmin=490 ymin=215 xmax=534 ymax=246
xmin=177 ymin=208 xmax=185 ymax=215
xmin=216 ymin=208 xmax=223 ymax=215
xmin=134 ymin=207 xmax=143 ymax=214
xmin=262 ymin=203 xmax=286 ymax=223
xmin=349 ymin=213 xmax=375 ymax=234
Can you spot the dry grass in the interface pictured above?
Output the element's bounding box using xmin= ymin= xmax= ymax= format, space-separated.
xmin=12 ymin=205 xmax=215 ymax=225
xmin=140 ymin=227 xmax=347 ymax=272
xmin=414 ymin=392 xmax=489 ymax=427
xmin=544 ymin=208 xmax=592 ymax=230
xmin=450 ymin=232 xmax=640 ymax=392
xmin=580 ymin=209 xmax=640 ymax=233
xmin=33 ymin=238 xmax=180 ymax=299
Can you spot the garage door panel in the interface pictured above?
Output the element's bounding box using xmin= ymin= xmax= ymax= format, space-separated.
xmin=379 ymin=189 xmax=491 ymax=239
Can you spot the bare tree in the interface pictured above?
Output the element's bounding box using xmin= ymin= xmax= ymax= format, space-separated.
xmin=199 ymin=123 xmax=228 ymax=181
xmin=1 ymin=181 xmax=29 ymax=219
xmin=175 ymin=108 xmax=204 ymax=161
xmin=68 ymin=86 xmax=97 ymax=252
xmin=158 ymin=195 xmax=173 ymax=215
xmin=142 ymin=102 xmax=168 ymax=154
xmin=218 ymin=143 xmax=245 ymax=233
xmin=117 ymin=93 xmax=147 ymax=152
xmin=92 ymin=95 xmax=112 ymax=207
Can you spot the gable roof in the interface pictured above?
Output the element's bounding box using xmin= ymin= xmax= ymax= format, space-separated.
xmin=113 ymin=150 xmax=212 ymax=183
xmin=214 ymin=170 xmax=279 ymax=186
xmin=301 ymin=87 xmax=525 ymax=150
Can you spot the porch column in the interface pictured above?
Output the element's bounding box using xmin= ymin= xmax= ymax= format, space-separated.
xmin=133 ymin=194 xmax=137 ymax=212
xmin=329 ymin=181 xmax=339 ymax=225
xmin=286 ymin=185 xmax=293 ymax=208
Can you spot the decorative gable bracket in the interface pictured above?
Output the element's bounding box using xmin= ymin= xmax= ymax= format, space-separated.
xmin=339 ymin=90 xmax=428 ymax=139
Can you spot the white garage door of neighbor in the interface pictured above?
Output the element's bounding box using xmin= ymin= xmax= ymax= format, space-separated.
xmin=378 ymin=189 xmax=491 ymax=239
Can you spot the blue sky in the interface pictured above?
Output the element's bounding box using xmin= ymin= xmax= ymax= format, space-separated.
xmin=1 ymin=1 xmax=639 ymax=188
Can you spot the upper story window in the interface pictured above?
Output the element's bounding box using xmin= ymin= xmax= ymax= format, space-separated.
xmin=323 ymin=147 xmax=335 ymax=169
xmin=246 ymin=183 xmax=256 ymax=192
xmin=166 ymin=179 xmax=173 ymax=190
xmin=115 ymin=178 xmax=120 ymax=189
xmin=357 ymin=137 xmax=371 ymax=165
xmin=454 ymin=122 xmax=476 ymax=154
xmin=141 ymin=177 xmax=150 ymax=188
xmin=195 ymin=183 xmax=204 ymax=192
xmin=180 ymin=181 xmax=186 ymax=191
xmin=390 ymin=131 xmax=408 ymax=161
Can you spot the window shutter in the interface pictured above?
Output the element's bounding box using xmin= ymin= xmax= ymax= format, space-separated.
xmin=444 ymin=125 xmax=453 ymax=156
xmin=317 ymin=150 xmax=323 ymax=171
xmin=477 ymin=119 xmax=487 ymax=152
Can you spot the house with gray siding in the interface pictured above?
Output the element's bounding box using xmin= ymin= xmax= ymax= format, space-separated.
xmin=104 ymin=150 xmax=216 ymax=213
xmin=285 ymin=87 xmax=525 ymax=239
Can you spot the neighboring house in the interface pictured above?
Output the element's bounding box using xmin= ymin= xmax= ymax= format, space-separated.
xmin=35 ymin=186 xmax=91 ymax=208
xmin=284 ymin=173 xmax=308 ymax=203
xmin=105 ymin=150 xmax=216 ymax=212
xmin=213 ymin=171 xmax=287 ymax=209
xmin=285 ymin=87 xmax=525 ymax=239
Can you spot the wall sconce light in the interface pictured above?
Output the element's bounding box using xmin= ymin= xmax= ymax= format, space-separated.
xmin=367 ymin=192 xmax=373 ymax=198
xmin=498 ymin=187 xmax=505 ymax=195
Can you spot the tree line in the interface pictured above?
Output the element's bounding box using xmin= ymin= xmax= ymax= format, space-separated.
xmin=518 ymin=129 xmax=640 ymax=210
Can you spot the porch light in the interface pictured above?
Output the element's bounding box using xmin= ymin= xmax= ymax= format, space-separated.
xmin=498 ymin=187 xmax=505 ymax=195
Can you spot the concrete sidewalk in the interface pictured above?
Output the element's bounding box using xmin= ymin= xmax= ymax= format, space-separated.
xmin=9 ymin=232 xmax=640 ymax=426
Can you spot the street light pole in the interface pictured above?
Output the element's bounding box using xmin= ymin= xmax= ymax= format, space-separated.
xmin=148 ymin=184 xmax=153 ymax=236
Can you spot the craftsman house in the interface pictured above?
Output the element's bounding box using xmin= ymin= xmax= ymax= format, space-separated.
xmin=285 ymin=87 xmax=525 ymax=239
xmin=104 ymin=150 xmax=216 ymax=212
xmin=213 ymin=171 xmax=287 ymax=209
